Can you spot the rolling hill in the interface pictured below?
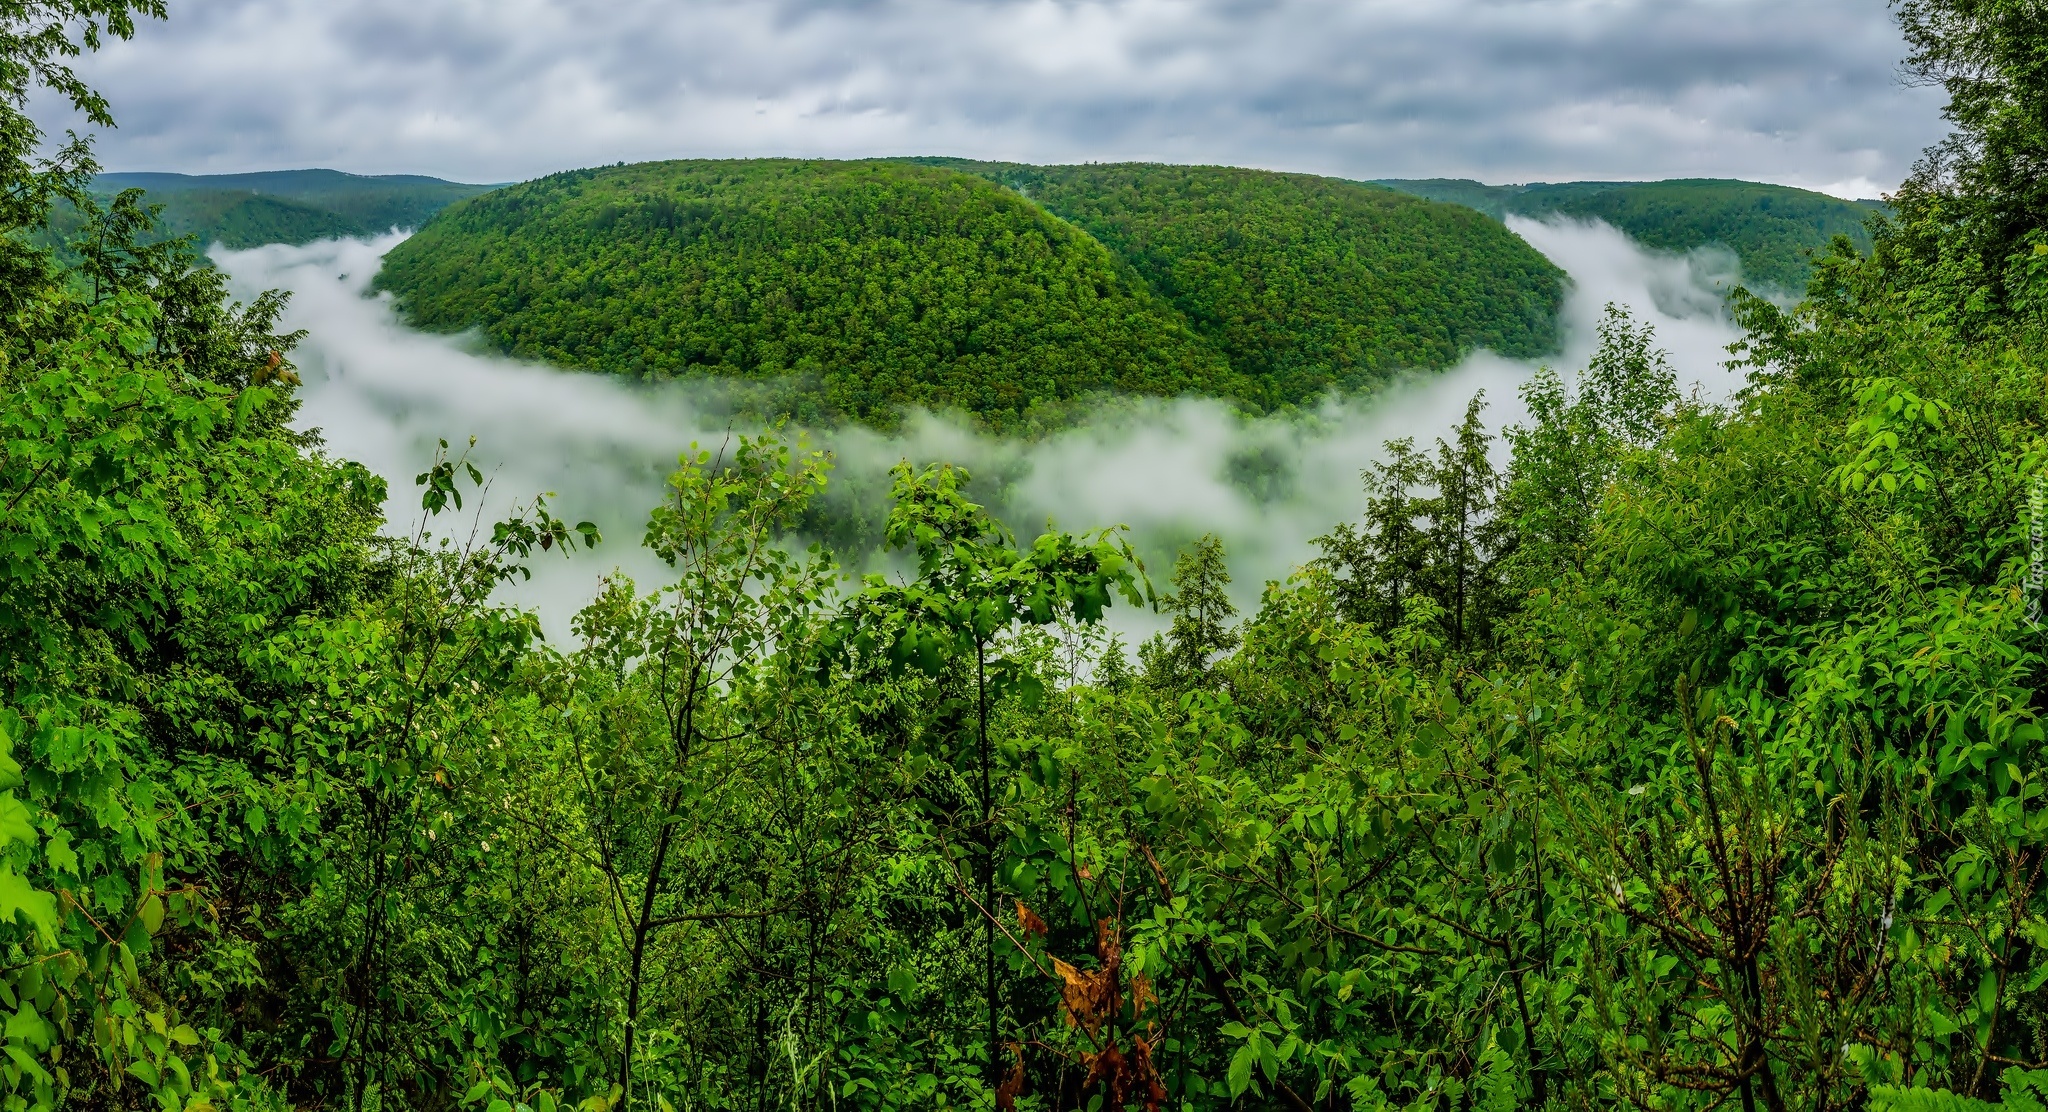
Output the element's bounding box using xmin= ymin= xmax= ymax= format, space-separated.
xmin=921 ymin=160 xmax=1564 ymax=404
xmin=375 ymin=159 xmax=1566 ymax=426
xmin=1376 ymin=177 xmax=1884 ymax=291
xmin=374 ymin=160 xmax=1243 ymax=427
xmin=45 ymin=169 xmax=497 ymax=250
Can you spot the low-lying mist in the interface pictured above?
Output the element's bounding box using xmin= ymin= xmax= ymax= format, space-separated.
xmin=217 ymin=215 xmax=1751 ymax=646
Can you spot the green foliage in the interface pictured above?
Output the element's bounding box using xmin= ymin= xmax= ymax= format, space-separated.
xmin=1892 ymin=0 xmax=2048 ymax=304
xmin=18 ymin=3 xmax=2048 ymax=1111
xmin=97 ymin=169 xmax=498 ymax=233
xmin=1316 ymin=391 xmax=1513 ymax=651
xmin=1138 ymin=533 xmax=1238 ymax=690
xmin=1379 ymin=176 xmax=1884 ymax=291
xmin=1876 ymin=1071 xmax=2048 ymax=1112
xmin=375 ymin=159 xmax=1241 ymax=429
xmin=930 ymin=160 xmax=1565 ymax=404
xmin=376 ymin=158 xmax=1566 ymax=427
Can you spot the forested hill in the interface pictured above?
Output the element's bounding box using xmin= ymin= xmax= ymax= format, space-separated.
xmin=916 ymin=160 xmax=1563 ymax=403
xmin=375 ymin=160 xmax=1242 ymax=427
xmin=374 ymin=158 xmax=1564 ymax=426
xmin=1377 ymin=176 xmax=1882 ymax=290
xmin=48 ymin=168 xmax=496 ymax=249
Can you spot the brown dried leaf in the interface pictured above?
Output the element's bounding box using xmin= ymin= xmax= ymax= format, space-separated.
xmin=1095 ymin=917 xmax=1122 ymax=966
xmin=1082 ymin=1044 xmax=1126 ymax=1105
xmin=995 ymin=1041 xmax=1024 ymax=1111
xmin=1016 ymin=899 xmax=1049 ymax=939
xmin=1051 ymin=956 xmax=1116 ymax=1037
xmin=1129 ymin=1033 xmax=1168 ymax=1112
xmin=1130 ymin=972 xmax=1155 ymax=1019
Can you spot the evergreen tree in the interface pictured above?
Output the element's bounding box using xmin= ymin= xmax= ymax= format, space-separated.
xmin=1317 ymin=393 xmax=1511 ymax=651
xmin=1142 ymin=533 xmax=1239 ymax=689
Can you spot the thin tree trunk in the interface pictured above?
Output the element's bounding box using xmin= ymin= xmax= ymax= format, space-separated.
xmin=620 ymin=778 xmax=688 ymax=1105
xmin=977 ymin=639 xmax=998 ymax=1084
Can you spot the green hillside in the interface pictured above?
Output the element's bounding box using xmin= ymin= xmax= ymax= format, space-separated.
xmin=39 ymin=169 xmax=497 ymax=250
xmin=922 ymin=160 xmax=1564 ymax=402
xmin=97 ymin=169 xmax=498 ymax=236
xmin=377 ymin=158 xmax=1565 ymax=425
xmin=1377 ymin=176 xmax=1883 ymax=290
xmin=375 ymin=160 xmax=1241 ymax=427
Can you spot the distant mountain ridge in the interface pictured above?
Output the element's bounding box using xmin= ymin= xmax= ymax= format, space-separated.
xmin=1374 ymin=177 xmax=1884 ymax=291
xmin=52 ymin=169 xmax=498 ymax=250
xmin=53 ymin=166 xmax=1882 ymax=296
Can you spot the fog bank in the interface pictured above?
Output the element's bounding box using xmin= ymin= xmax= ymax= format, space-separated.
xmin=217 ymin=215 xmax=1749 ymax=645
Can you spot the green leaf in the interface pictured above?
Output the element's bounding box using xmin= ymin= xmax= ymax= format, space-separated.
xmin=44 ymin=830 xmax=76 ymax=876
xmin=1 ymin=1045 xmax=48 ymax=1085
xmin=5 ymin=1004 xmax=52 ymax=1050
xmin=0 ymin=793 xmax=35 ymax=849
xmin=232 ymin=386 xmax=273 ymax=430
xmin=1229 ymin=1044 xmax=1256 ymax=1097
xmin=0 ymin=866 xmax=57 ymax=940
xmin=0 ymin=712 xmax=24 ymax=790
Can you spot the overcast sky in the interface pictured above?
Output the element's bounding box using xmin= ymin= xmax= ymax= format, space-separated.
xmin=43 ymin=0 xmax=1947 ymax=197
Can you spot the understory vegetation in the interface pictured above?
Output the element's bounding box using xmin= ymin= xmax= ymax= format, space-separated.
xmin=374 ymin=158 xmax=1562 ymax=428
xmin=11 ymin=1 xmax=2048 ymax=1111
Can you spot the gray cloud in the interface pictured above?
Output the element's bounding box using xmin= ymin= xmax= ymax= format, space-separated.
xmin=43 ymin=0 xmax=1945 ymax=195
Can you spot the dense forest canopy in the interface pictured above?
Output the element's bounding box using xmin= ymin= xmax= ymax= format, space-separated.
xmin=374 ymin=159 xmax=1243 ymax=428
xmin=13 ymin=1 xmax=2048 ymax=1111
xmin=374 ymin=158 xmax=1563 ymax=427
xmin=917 ymin=160 xmax=1564 ymax=403
xmin=1378 ymin=177 xmax=1883 ymax=291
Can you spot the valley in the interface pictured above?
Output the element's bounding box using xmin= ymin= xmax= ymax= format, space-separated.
xmin=222 ymin=212 xmax=1745 ymax=644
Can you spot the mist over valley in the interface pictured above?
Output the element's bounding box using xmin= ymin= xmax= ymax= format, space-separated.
xmin=223 ymin=207 xmax=1746 ymax=644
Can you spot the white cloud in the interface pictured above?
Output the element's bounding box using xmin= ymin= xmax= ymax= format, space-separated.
xmin=42 ymin=0 xmax=1948 ymax=189
xmin=1818 ymin=176 xmax=1890 ymax=201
